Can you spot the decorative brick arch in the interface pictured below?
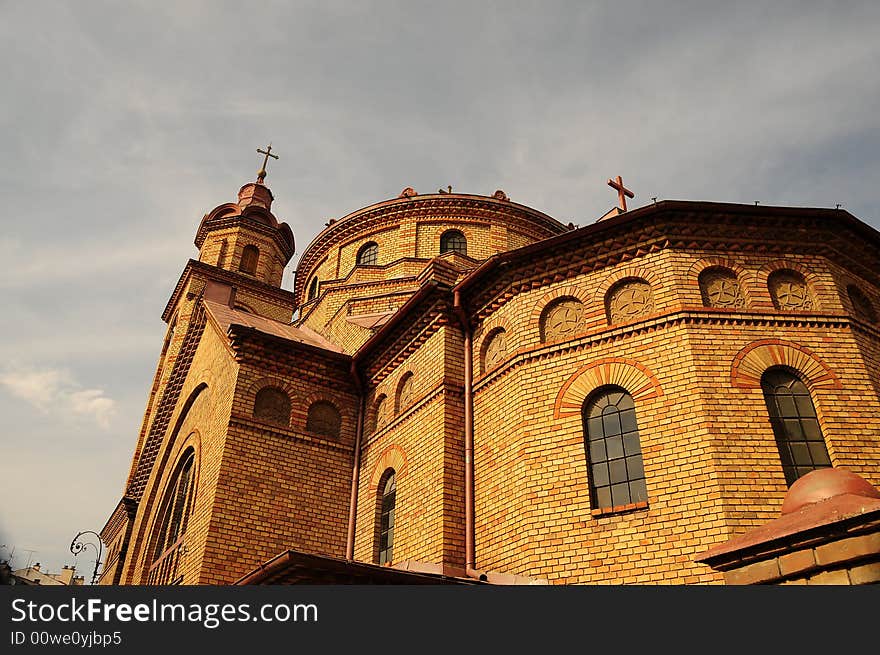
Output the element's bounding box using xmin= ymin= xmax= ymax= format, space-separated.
xmin=593 ymin=265 xmax=661 ymax=304
xmin=300 ymin=390 xmax=346 ymax=438
xmin=688 ymin=258 xmax=750 ymax=309
xmin=479 ymin=326 xmax=509 ymax=375
xmin=686 ymin=256 xmax=748 ymax=281
xmin=730 ymin=339 xmax=842 ymax=390
xmin=554 ymin=358 xmax=663 ymax=419
xmin=369 ymin=444 xmax=408 ymax=490
xmin=529 ymin=285 xmax=589 ymax=329
xmin=475 ymin=315 xmax=513 ymax=350
xmin=246 ymin=376 xmax=299 ymax=403
xmin=756 ymin=259 xmax=821 ymax=288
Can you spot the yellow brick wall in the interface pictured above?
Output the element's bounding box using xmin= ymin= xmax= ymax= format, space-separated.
xmin=354 ymin=325 xmax=465 ymax=568
xmin=196 ymin=356 xmax=358 ymax=584
xmin=123 ymin=320 xmax=238 ymax=584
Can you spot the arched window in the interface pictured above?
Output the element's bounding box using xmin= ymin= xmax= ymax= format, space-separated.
xmin=240 ymin=245 xmax=259 ymax=275
xmin=357 ymin=242 xmax=379 ymax=266
xmin=440 ymin=230 xmax=467 ymax=256
xmin=768 ymin=270 xmax=813 ymax=311
xmin=583 ymin=387 xmax=647 ymax=511
xmin=396 ymin=373 xmax=414 ymax=414
xmin=253 ymin=386 xmax=291 ymax=427
xmin=377 ymin=470 xmax=396 ymax=565
xmin=153 ymin=449 xmax=196 ymax=562
xmin=761 ymin=368 xmax=831 ymax=486
xmin=307 ymin=277 xmax=319 ymax=301
xmin=306 ymin=400 xmax=341 ymax=438
xmin=699 ymin=267 xmax=745 ymax=308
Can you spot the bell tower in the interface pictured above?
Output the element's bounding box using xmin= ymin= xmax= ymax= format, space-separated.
xmin=194 ymin=146 xmax=295 ymax=290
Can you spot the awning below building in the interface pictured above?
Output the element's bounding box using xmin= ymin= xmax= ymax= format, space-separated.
xmin=234 ymin=550 xmax=485 ymax=585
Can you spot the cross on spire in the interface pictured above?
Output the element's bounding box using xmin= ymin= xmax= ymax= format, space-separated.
xmin=256 ymin=143 xmax=279 ymax=184
xmin=607 ymin=175 xmax=634 ymax=212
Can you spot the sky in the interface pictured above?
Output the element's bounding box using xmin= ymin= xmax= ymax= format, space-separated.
xmin=1 ymin=0 xmax=879 ymax=581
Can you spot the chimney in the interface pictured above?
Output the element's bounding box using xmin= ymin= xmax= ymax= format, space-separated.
xmin=57 ymin=566 xmax=76 ymax=585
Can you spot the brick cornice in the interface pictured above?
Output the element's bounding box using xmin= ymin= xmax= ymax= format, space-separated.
xmin=456 ymin=202 xmax=880 ymax=321
xmin=473 ymin=308 xmax=856 ymax=393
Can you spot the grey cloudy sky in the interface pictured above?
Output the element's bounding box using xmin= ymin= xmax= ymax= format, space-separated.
xmin=1 ymin=1 xmax=878 ymax=579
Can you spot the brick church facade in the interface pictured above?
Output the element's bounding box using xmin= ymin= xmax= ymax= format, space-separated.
xmin=98 ymin=171 xmax=880 ymax=585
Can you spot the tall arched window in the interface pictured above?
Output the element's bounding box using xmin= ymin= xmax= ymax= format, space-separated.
xmin=152 ymin=449 xmax=196 ymax=562
xmin=761 ymin=368 xmax=831 ymax=486
xmin=239 ymin=245 xmax=259 ymax=275
xmin=440 ymin=230 xmax=467 ymax=256
xmin=583 ymin=387 xmax=647 ymax=511
xmin=357 ymin=242 xmax=379 ymax=266
xmin=377 ymin=470 xmax=396 ymax=565
xmin=307 ymin=276 xmax=319 ymax=301
xmin=253 ymin=386 xmax=291 ymax=427
xmin=306 ymin=400 xmax=341 ymax=438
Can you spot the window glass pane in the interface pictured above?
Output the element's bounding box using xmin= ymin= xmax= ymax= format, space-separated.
xmin=623 ymin=432 xmax=641 ymax=456
xmin=794 ymin=394 xmax=816 ymax=417
xmin=591 ymin=463 xmax=609 ymax=487
xmin=626 ymin=455 xmax=644 ymax=480
xmin=616 ymin=393 xmax=634 ymax=411
xmin=595 ymin=486 xmax=612 ymax=509
xmin=782 ymin=418 xmax=803 ymax=438
xmin=587 ymin=417 xmax=604 ymax=438
xmin=606 ymin=436 xmax=624 ymax=460
xmin=801 ymin=419 xmax=822 ymax=440
xmin=611 ymin=483 xmax=630 ymax=507
xmin=602 ymin=411 xmax=622 ymax=436
xmin=776 ymin=394 xmax=797 ymax=417
xmin=629 ymin=480 xmax=648 ymax=504
xmin=609 ymin=459 xmax=628 ymax=484
xmin=777 ymin=444 xmax=795 ymax=468
xmin=796 ymin=466 xmax=815 ymax=480
xmin=619 ymin=409 xmax=638 ymax=434
xmin=589 ymin=440 xmax=606 ymax=463
xmin=790 ymin=442 xmax=811 ymax=466
xmin=808 ymin=442 xmax=831 ymax=466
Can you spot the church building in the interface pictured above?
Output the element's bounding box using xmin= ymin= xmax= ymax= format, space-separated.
xmin=98 ymin=156 xmax=880 ymax=585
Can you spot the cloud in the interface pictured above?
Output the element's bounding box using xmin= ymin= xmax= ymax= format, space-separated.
xmin=0 ymin=365 xmax=116 ymax=430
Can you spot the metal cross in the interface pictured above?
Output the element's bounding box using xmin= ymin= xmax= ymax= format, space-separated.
xmin=256 ymin=144 xmax=279 ymax=183
xmin=607 ymin=175 xmax=634 ymax=212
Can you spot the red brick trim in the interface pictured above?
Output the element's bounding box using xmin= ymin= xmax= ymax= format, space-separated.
xmin=593 ymin=265 xmax=661 ymax=304
xmin=686 ymin=256 xmax=748 ymax=281
xmin=369 ymin=444 xmax=408 ymax=490
xmin=529 ymin=285 xmax=589 ymax=328
xmin=730 ymin=339 xmax=842 ymax=390
xmin=554 ymin=357 xmax=663 ymax=418
xmin=590 ymin=500 xmax=649 ymax=518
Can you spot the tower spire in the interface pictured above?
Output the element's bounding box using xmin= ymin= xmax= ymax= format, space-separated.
xmin=256 ymin=143 xmax=279 ymax=184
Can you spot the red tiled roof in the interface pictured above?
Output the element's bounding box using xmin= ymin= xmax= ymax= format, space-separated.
xmin=203 ymin=301 xmax=342 ymax=353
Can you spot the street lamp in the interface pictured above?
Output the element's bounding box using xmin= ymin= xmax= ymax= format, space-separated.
xmin=69 ymin=531 xmax=103 ymax=585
